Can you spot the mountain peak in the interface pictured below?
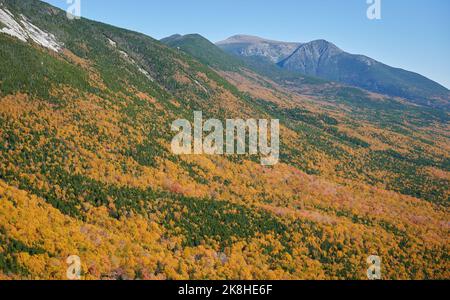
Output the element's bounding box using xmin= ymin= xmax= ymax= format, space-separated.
xmin=218 ymin=34 xmax=281 ymax=45
xmin=307 ymin=39 xmax=342 ymax=51
xmin=159 ymin=34 xmax=182 ymax=42
xmin=161 ymin=33 xmax=243 ymax=71
xmin=160 ymin=33 xmax=208 ymax=44
xmin=217 ymin=34 xmax=299 ymax=46
xmin=286 ymin=39 xmax=343 ymax=59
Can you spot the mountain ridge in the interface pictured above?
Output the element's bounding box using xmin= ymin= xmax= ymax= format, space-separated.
xmin=218 ymin=35 xmax=450 ymax=108
xmin=217 ymin=34 xmax=302 ymax=64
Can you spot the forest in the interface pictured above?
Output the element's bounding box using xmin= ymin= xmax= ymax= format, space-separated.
xmin=0 ymin=0 xmax=448 ymax=280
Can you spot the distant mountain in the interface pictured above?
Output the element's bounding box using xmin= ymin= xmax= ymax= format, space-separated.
xmin=278 ymin=40 xmax=450 ymax=107
xmin=162 ymin=34 xmax=325 ymax=85
xmin=216 ymin=35 xmax=301 ymax=64
xmin=278 ymin=39 xmax=344 ymax=75
xmin=218 ymin=35 xmax=450 ymax=108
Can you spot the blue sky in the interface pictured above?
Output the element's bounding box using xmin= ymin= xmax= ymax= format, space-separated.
xmin=43 ymin=0 xmax=450 ymax=89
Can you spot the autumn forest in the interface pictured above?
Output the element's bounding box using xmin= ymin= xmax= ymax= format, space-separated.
xmin=0 ymin=0 xmax=448 ymax=280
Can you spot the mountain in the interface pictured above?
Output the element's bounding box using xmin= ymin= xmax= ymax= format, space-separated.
xmin=160 ymin=33 xmax=244 ymax=71
xmin=217 ymin=34 xmax=301 ymax=64
xmin=162 ymin=33 xmax=325 ymax=86
xmin=278 ymin=40 xmax=450 ymax=107
xmin=0 ymin=0 xmax=449 ymax=280
xmin=278 ymin=39 xmax=344 ymax=75
xmin=218 ymin=35 xmax=450 ymax=108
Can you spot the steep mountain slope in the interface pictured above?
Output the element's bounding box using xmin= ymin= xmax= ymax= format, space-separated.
xmin=161 ymin=34 xmax=244 ymax=71
xmin=279 ymin=39 xmax=344 ymax=75
xmin=0 ymin=0 xmax=449 ymax=280
xmin=218 ymin=35 xmax=450 ymax=108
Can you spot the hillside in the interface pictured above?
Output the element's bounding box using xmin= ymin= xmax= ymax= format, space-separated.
xmin=164 ymin=33 xmax=450 ymax=206
xmin=0 ymin=0 xmax=449 ymax=280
